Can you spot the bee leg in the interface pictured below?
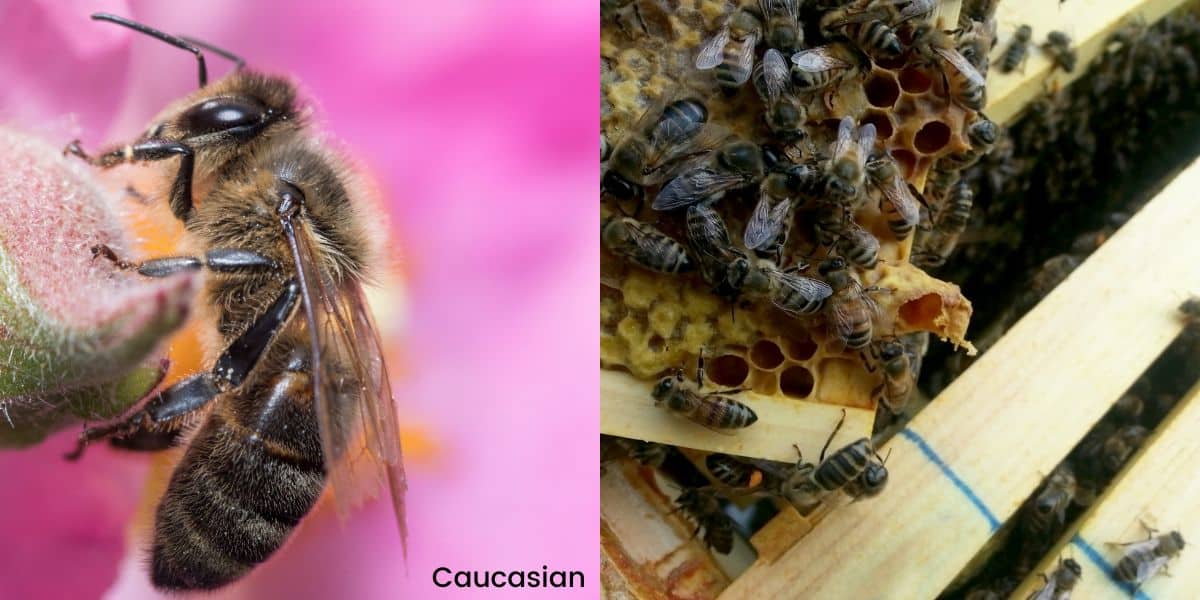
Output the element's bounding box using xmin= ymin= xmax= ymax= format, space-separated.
xmin=65 ymin=139 xmax=196 ymax=222
xmin=92 ymin=244 xmax=279 ymax=277
xmin=108 ymin=428 xmax=185 ymax=452
xmin=65 ymin=279 xmax=300 ymax=460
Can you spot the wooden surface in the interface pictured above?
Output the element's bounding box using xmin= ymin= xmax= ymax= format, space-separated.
xmin=1012 ymin=380 xmax=1200 ymax=600
xmin=600 ymin=369 xmax=872 ymax=462
xmin=719 ymin=156 xmax=1200 ymax=599
xmin=986 ymin=0 xmax=1195 ymax=124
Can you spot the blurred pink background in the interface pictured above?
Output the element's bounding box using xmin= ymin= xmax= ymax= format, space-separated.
xmin=0 ymin=0 xmax=598 ymax=598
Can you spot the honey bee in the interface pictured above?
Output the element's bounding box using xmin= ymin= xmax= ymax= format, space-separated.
xmin=1100 ymin=424 xmax=1149 ymax=475
xmin=1042 ymin=31 xmax=1077 ymax=73
xmin=744 ymin=179 xmax=795 ymax=261
xmin=61 ymin=14 xmax=406 ymax=590
xmin=652 ymin=352 xmax=758 ymax=431
xmin=653 ymin=140 xmax=765 ymax=210
xmin=819 ymin=6 xmax=902 ymax=61
xmin=956 ymin=19 xmax=995 ymax=73
xmin=603 ymin=94 xmax=720 ymax=201
xmin=810 ymin=410 xmax=888 ymax=496
xmin=688 ymin=204 xmax=831 ymax=314
xmin=695 ymin=8 xmax=763 ymax=89
xmin=619 ymin=438 xmax=674 ymax=467
xmin=753 ymin=48 xmax=809 ymax=140
xmin=1110 ymin=392 xmax=1145 ymax=423
xmin=601 ymin=215 xmax=694 ymax=274
xmin=827 ymin=117 xmax=877 ymax=200
xmin=835 ymin=221 xmax=881 ymax=269
xmin=912 ymin=178 xmax=972 ymax=268
xmin=814 ymin=200 xmax=850 ymax=248
xmin=790 ymin=42 xmax=870 ymax=108
xmin=705 ymin=453 xmax=766 ymax=492
xmin=1112 ymin=527 xmax=1185 ymax=589
xmin=868 ymin=338 xmax=914 ymax=412
xmin=938 ymin=115 xmax=998 ymax=171
xmin=1000 ymin=25 xmax=1033 ymax=73
xmin=820 ymin=257 xmax=881 ymax=350
xmin=675 ymin=487 xmax=736 ymax=553
xmin=912 ymin=23 xmax=988 ymax=110
xmin=1029 ymin=557 xmax=1082 ymax=600
xmin=759 ymin=0 xmax=804 ymax=54
xmin=866 ymin=151 xmax=921 ymax=240
xmin=1021 ymin=464 xmax=1076 ymax=540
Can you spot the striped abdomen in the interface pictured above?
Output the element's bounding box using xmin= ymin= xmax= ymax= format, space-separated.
xmin=151 ymin=361 xmax=324 ymax=590
xmin=836 ymin=226 xmax=880 ymax=269
xmin=1114 ymin=547 xmax=1159 ymax=583
xmin=855 ymin=21 xmax=901 ymax=59
xmin=715 ymin=41 xmax=753 ymax=88
xmin=882 ymin=200 xmax=917 ymax=240
xmin=685 ymin=393 xmax=757 ymax=429
xmin=813 ymin=438 xmax=872 ymax=491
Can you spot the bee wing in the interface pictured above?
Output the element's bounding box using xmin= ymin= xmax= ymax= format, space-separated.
xmin=686 ymin=203 xmax=735 ymax=262
xmin=654 ymin=167 xmax=750 ymax=210
xmin=791 ymin=45 xmax=852 ymax=72
xmin=881 ymin=173 xmax=920 ymax=222
xmin=897 ymin=0 xmax=935 ymax=22
xmin=283 ymin=217 xmax=408 ymax=559
xmin=1029 ymin=579 xmax=1056 ymax=600
xmin=935 ymin=46 xmax=986 ymax=86
xmin=642 ymin=124 xmax=727 ymax=185
xmin=771 ymin=271 xmax=834 ymax=315
xmin=755 ymin=48 xmax=791 ymax=104
xmin=824 ymin=8 xmax=890 ymax=28
xmin=832 ymin=116 xmax=855 ymax=160
xmin=696 ymin=27 xmax=731 ymax=70
xmin=857 ymin=123 xmax=877 ymax=157
xmin=744 ymin=193 xmax=790 ymax=250
xmin=730 ymin=33 xmax=760 ymax=86
xmin=760 ymin=0 xmax=801 ymax=22
xmin=1137 ymin=555 xmax=1171 ymax=583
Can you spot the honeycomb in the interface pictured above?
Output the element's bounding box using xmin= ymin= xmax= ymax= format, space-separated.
xmin=601 ymin=1 xmax=977 ymax=443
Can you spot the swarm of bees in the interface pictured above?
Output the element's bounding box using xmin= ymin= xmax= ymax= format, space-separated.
xmin=57 ymin=14 xmax=407 ymax=591
xmin=602 ymin=0 xmax=992 ymax=556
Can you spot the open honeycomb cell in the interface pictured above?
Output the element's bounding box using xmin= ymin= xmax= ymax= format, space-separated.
xmin=601 ymin=1 xmax=977 ymax=457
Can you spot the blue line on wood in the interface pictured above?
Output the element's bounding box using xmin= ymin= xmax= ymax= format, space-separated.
xmin=898 ymin=428 xmax=1000 ymax=531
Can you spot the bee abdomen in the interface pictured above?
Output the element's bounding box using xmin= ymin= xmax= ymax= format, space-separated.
xmin=1114 ymin=548 xmax=1154 ymax=582
xmin=695 ymin=396 xmax=758 ymax=429
xmin=152 ymin=403 xmax=324 ymax=589
xmin=813 ymin=440 xmax=871 ymax=491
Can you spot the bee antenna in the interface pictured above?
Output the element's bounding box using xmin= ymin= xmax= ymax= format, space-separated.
xmin=178 ymin=35 xmax=245 ymax=71
xmin=91 ymin=13 xmax=209 ymax=87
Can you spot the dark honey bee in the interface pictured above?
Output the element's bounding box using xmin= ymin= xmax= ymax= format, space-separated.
xmin=819 ymin=5 xmax=902 ymax=61
xmin=938 ymin=115 xmax=998 ymax=171
xmin=603 ymin=94 xmax=719 ymax=201
xmin=760 ymin=0 xmax=804 ymax=54
xmin=695 ymin=8 xmax=763 ymax=89
xmin=1042 ymin=31 xmax=1078 ymax=73
xmin=866 ymin=152 xmax=921 ymax=240
xmin=61 ymin=14 xmax=406 ymax=591
xmin=1112 ymin=527 xmax=1185 ymax=589
xmin=753 ymin=48 xmax=808 ymax=140
xmin=867 ymin=338 xmax=914 ymax=412
xmin=827 ymin=117 xmax=877 ymax=200
xmin=820 ymin=257 xmax=881 ymax=351
xmin=652 ymin=353 xmax=757 ymax=431
xmin=912 ymin=23 xmax=988 ymax=110
xmin=601 ymin=215 xmax=694 ymax=274
xmin=1021 ymin=464 xmax=1075 ymax=540
xmin=705 ymin=453 xmax=766 ymax=492
xmin=675 ymin=487 xmax=736 ymax=553
xmin=653 ymin=140 xmax=765 ymax=210
xmin=810 ymin=410 xmax=888 ymax=497
xmin=1100 ymin=424 xmax=1149 ymax=474
xmin=1000 ymin=24 xmax=1033 ymax=73
xmin=1029 ymin=557 xmax=1081 ymax=600
xmin=912 ymin=178 xmax=972 ymax=269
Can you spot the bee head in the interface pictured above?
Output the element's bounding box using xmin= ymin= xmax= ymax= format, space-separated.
xmin=651 ymin=376 xmax=676 ymax=402
xmin=1169 ymin=531 xmax=1186 ymax=552
xmin=968 ymin=118 xmax=998 ymax=146
xmin=602 ymin=170 xmax=642 ymax=201
xmin=818 ymin=257 xmax=846 ymax=276
xmin=1063 ymin=558 xmax=1082 ymax=577
xmin=857 ymin=462 xmax=888 ymax=496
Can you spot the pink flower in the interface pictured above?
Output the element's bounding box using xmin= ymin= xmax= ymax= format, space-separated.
xmin=1 ymin=1 xmax=597 ymax=598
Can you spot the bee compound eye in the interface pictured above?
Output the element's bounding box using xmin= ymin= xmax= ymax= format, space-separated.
xmin=180 ymin=97 xmax=267 ymax=136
